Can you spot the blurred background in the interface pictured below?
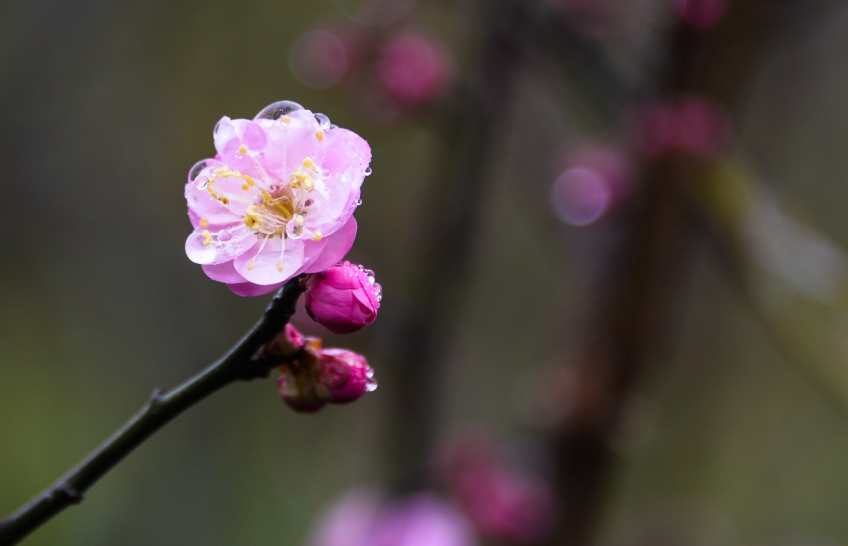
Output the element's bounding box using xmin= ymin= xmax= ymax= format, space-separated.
xmin=4 ymin=0 xmax=848 ymax=545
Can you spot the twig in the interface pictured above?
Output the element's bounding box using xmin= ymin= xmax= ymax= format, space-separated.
xmin=0 ymin=277 xmax=305 ymax=546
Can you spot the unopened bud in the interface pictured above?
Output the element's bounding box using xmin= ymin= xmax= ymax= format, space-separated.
xmin=314 ymin=348 xmax=377 ymax=404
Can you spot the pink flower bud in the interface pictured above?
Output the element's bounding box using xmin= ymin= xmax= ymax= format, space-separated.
xmin=315 ymin=348 xmax=377 ymax=404
xmin=627 ymin=95 xmax=730 ymax=159
xmin=305 ymin=262 xmax=382 ymax=334
xmin=377 ymin=31 xmax=452 ymax=107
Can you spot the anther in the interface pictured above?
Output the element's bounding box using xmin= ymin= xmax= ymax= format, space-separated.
xmin=199 ymin=219 xmax=209 ymax=228
xmin=316 ymin=131 xmax=324 ymax=141
xmin=238 ymin=145 xmax=248 ymax=155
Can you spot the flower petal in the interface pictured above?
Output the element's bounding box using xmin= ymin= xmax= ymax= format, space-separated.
xmin=234 ymin=236 xmax=305 ymax=285
xmin=303 ymin=216 xmax=357 ymax=274
xmin=227 ymin=281 xmax=285 ymax=297
xmin=202 ymin=261 xmax=247 ymax=284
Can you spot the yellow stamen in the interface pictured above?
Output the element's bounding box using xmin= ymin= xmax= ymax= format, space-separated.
xmin=316 ymin=131 xmax=324 ymax=141
xmin=242 ymin=184 xmax=250 ymax=191
xmin=199 ymin=219 xmax=209 ymax=228
xmin=312 ymin=231 xmax=323 ymax=242
xmin=276 ymin=262 xmax=284 ymax=272
xmin=218 ymin=197 xmax=230 ymax=205
xmin=303 ymin=158 xmax=316 ymax=169
xmin=280 ymin=115 xmax=291 ymax=125
xmin=247 ymin=262 xmax=256 ymax=271
xmin=238 ymin=145 xmax=248 ymax=155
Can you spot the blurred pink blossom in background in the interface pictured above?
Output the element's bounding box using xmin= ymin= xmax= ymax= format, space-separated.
xmin=627 ymin=94 xmax=730 ymax=159
xmin=446 ymin=438 xmax=556 ymax=545
xmin=674 ymin=0 xmax=726 ymax=29
xmin=377 ymin=31 xmax=453 ymax=107
xmin=551 ymin=146 xmax=634 ymax=226
xmin=290 ymin=22 xmax=375 ymax=89
xmin=307 ymin=489 xmax=476 ymax=546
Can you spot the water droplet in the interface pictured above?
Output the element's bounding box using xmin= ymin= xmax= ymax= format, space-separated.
xmin=234 ymin=152 xmax=243 ymax=159
xmin=197 ymin=177 xmax=209 ymax=190
xmin=355 ymin=199 xmax=363 ymax=206
xmin=365 ymin=375 xmax=378 ymax=392
xmin=219 ymin=230 xmax=233 ymax=242
xmin=188 ymin=160 xmax=208 ymax=184
xmin=329 ymin=124 xmax=339 ymax=130
xmin=314 ymin=113 xmax=331 ymax=131
xmin=374 ymin=283 xmax=382 ymax=302
xmin=254 ymin=100 xmax=304 ymax=120
xmin=364 ymin=167 xmax=372 ymax=176
xmin=269 ymin=184 xmax=279 ymax=193
xmin=253 ymin=194 xmax=264 ymax=205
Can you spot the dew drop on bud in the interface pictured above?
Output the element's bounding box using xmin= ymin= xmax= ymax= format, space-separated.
xmin=255 ymin=100 xmax=304 ymax=120
xmin=314 ymin=113 xmax=332 ymax=131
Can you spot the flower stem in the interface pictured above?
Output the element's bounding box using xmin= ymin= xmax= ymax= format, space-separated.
xmin=0 ymin=277 xmax=304 ymax=546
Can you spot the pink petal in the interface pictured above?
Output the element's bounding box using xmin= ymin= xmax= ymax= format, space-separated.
xmin=234 ymin=236 xmax=305 ymax=285
xmin=202 ymin=261 xmax=247 ymax=284
xmin=303 ymin=216 xmax=357 ymax=274
xmin=227 ymin=281 xmax=285 ymax=297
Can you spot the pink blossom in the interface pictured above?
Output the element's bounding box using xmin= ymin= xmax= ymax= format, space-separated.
xmin=184 ymin=101 xmax=371 ymax=296
xmin=307 ymin=489 xmax=476 ymax=546
xmin=305 ymin=261 xmax=382 ymax=334
xmin=377 ymin=31 xmax=452 ymax=107
xmin=315 ymin=348 xmax=377 ymax=403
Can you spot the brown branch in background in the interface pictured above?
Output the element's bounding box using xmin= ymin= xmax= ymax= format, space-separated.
xmin=386 ymin=0 xmax=521 ymax=493
xmin=540 ymin=1 xmax=847 ymax=546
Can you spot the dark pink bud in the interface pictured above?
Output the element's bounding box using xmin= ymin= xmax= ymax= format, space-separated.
xmin=305 ymin=262 xmax=382 ymax=334
xmin=277 ymin=368 xmax=326 ymax=413
xmin=315 ymin=348 xmax=377 ymax=404
xmin=377 ymin=31 xmax=452 ymax=107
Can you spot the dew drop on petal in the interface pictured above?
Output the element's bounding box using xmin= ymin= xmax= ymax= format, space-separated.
xmin=364 ymin=167 xmax=372 ymax=176
xmin=355 ymin=199 xmax=363 ymax=206
xmin=314 ymin=113 xmax=332 ymax=131
xmin=329 ymin=124 xmax=339 ymax=130
xmin=269 ymin=184 xmax=279 ymax=193
xmin=219 ymin=230 xmax=233 ymax=242
xmin=189 ymin=160 xmax=208 ymax=184
xmin=255 ymin=101 xmax=304 ymax=120
xmin=365 ymin=376 xmax=378 ymax=392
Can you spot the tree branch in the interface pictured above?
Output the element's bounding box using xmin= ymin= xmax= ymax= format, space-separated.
xmin=0 ymin=277 xmax=305 ymax=546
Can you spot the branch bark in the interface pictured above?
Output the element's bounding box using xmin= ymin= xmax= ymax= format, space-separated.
xmin=0 ymin=277 xmax=305 ymax=546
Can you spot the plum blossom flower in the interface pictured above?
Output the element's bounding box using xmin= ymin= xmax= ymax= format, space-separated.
xmin=184 ymin=101 xmax=371 ymax=296
xmin=306 ymin=261 xmax=382 ymax=334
